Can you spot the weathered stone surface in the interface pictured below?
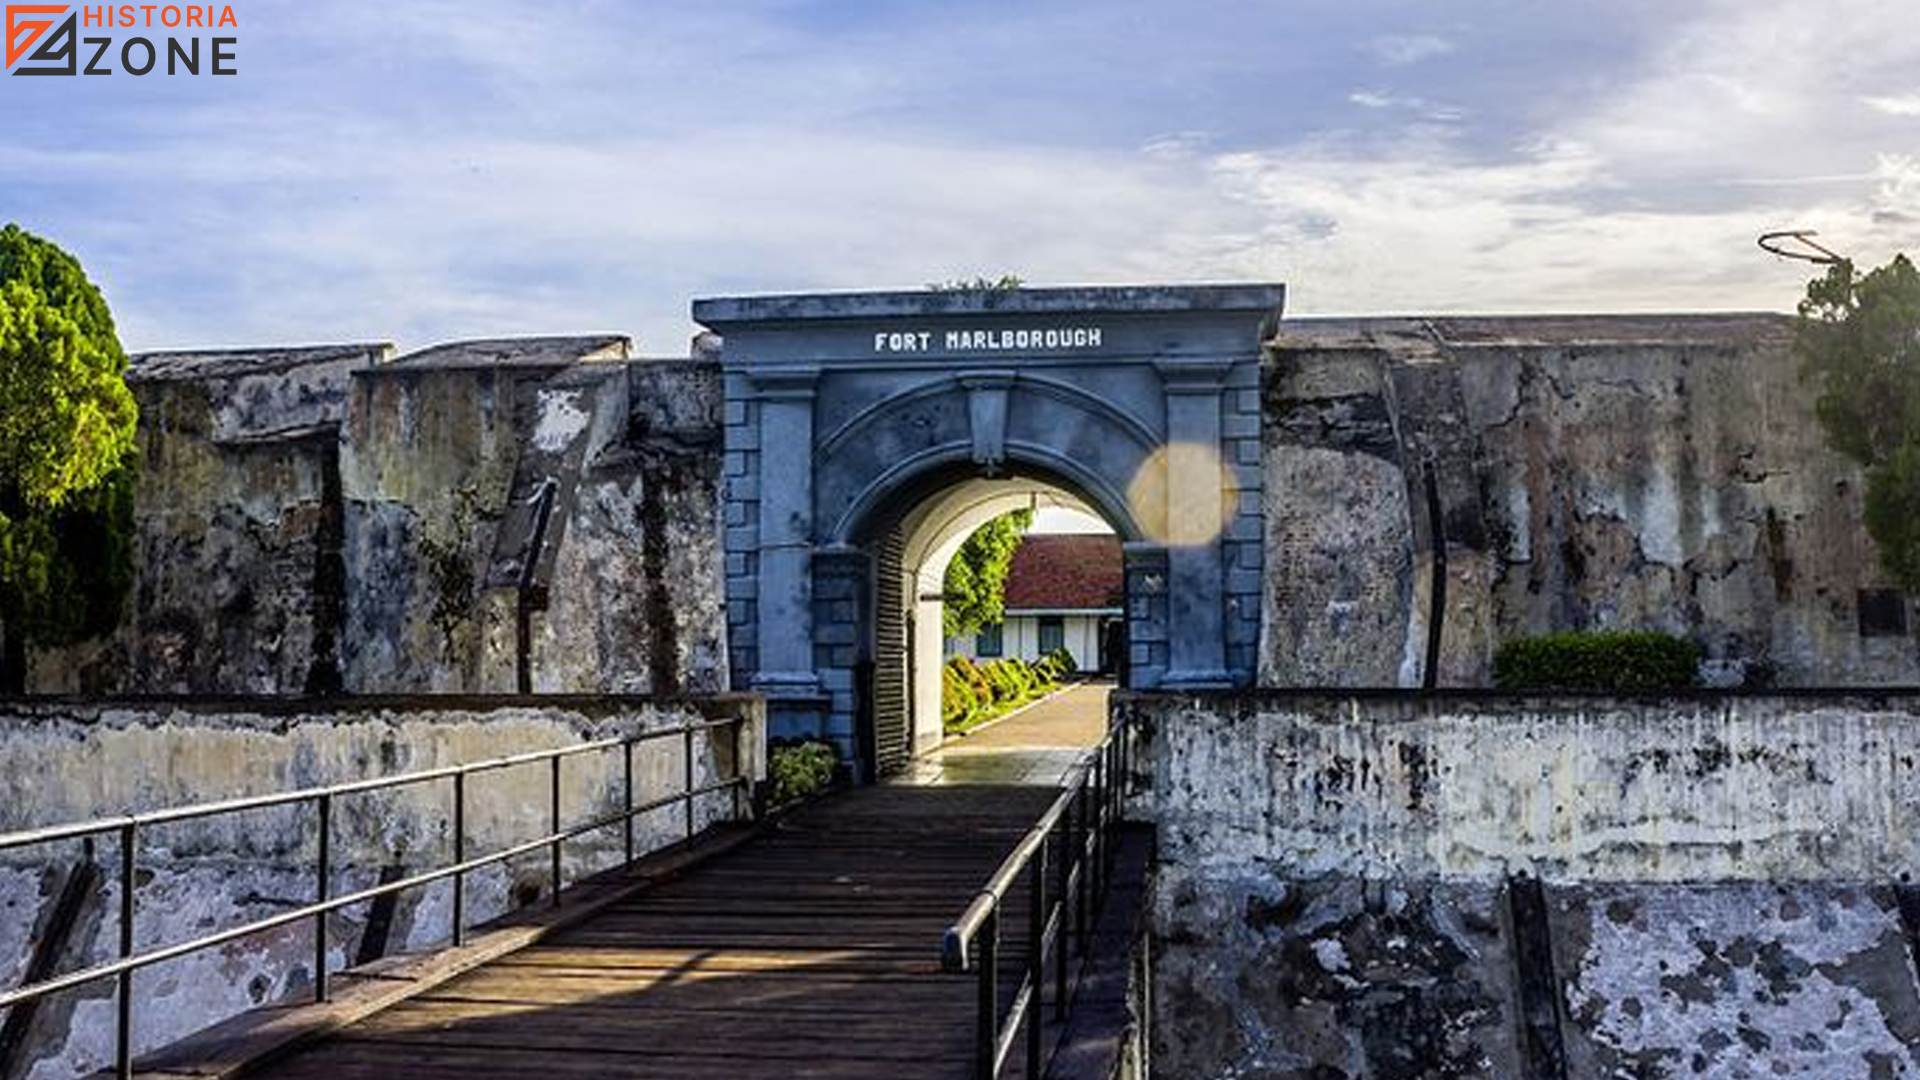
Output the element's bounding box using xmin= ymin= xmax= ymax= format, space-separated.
xmin=530 ymin=360 xmax=726 ymax=694
xmin=0 ymin=695 xmax=761 ymax=1080
xmin=338 ymin=343 xmax=724 ymax=694
xmin=28 ymin=345 xmax=384 ymax=695
xmin=1122 ymin=690 xmax=1920 ymax=884
xmin=340 ymin=361 xmax=528 ymax=691
xmin=1264 ymin=314 xmax=1920 ymax=687
xmin=1132 ymin=691 xmax=1920 ymax=1078
xmin=1262 ymin=445 xmax=1412 ymax=686
xmin=1152 ymin=870 xmax=1522 ymax=1079
xmin=27 ymin=337 xmax=725 ymax=698
xmin=1556 ymin=884 xmax=1920 ymax=1079
xmin=1149 ymin=871 xmax=1920 ymax=1079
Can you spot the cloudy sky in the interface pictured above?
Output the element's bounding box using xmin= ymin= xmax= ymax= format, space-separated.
xmin=5 ymin=0 xmax=1918 ymax=354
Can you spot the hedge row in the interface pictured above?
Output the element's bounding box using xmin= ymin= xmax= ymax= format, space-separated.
xmin=942 ymin=648 xmax=1078 ymax=733
xmin=1492 ymin=630 xmax=1701 ymax=692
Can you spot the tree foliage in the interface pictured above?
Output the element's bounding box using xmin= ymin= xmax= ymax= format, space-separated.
xmin=942 ymin=509 xmax=1032 ymax=638
xmin=1794 ymin=254 xmax=1920 ymax=589
xmin=0 ymin=224 xmax=139 ymax=681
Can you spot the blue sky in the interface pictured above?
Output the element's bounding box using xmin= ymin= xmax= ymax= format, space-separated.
xmin=5 ymin=0 xmax=1918 ymax=354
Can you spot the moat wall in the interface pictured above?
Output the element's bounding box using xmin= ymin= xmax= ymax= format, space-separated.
xmin=0 ymin=695 xmax=760 ymax=1080
xmin=1120 ymin=690 xmax=1920 ymax=1079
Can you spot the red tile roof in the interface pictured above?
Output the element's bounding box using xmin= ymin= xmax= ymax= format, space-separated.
xmin=1003 ymin=534 xmax=1124 ymax=612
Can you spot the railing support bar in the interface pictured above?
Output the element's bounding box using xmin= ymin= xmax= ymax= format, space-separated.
xmin=977 ymin=907 xmax=999 ymax=1080
xmin=732 ymin=718 xmax=747 ymax=821
xmin=1054 ymin=815 xmax=1070 ymax=1019
xmin=683 ymin=727 xmax=696 ymax=841
xmin=623 ymin=741 xmax=635 ymax=866
xmin=1075 ymin=780 xmax=1091 ymax=955
xmin=1026 ymin=839 xmax=1047 ymax=1079
xmin=115 ymin=822 xmax=135 ymax=1080
xmin=451 ymin=772 xmax=467 ymax=946
xmin=549 ymin=756 xmax=563 ymax=908
xmin=314 ymin=793 xmax=332 ymax=1003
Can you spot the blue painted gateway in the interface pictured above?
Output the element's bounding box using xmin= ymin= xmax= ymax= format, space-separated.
xmin=695 ymin=285 xmax=1281 ymax=779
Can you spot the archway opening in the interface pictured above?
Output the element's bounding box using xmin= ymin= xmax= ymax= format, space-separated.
xmin=850 ymin=465 xmax=1132 ymax=779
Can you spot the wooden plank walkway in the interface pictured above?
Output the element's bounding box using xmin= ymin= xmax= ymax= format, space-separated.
xmin=238 ymin=785 xmax=1061 ymax=1080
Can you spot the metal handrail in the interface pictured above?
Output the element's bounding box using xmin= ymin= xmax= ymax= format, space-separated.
xmin=0 ymin=713 xmax=752 ymax=1080
xmin=939 ymin=716 xmax=1134 ymax=1079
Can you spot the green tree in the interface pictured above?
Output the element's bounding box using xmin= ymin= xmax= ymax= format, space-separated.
xmin=1795 ymin=253 xmax=1920 ymax=590
xmin=0 ymin=224 xmax=139 ymax=691
xmin=943 ymin=509 xmax=1032 ymax=638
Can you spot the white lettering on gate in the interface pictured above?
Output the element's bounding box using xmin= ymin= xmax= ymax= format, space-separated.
xmin=873 ymin=326 xmax=1106 ymax=353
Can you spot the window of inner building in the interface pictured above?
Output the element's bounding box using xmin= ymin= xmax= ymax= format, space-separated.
xmin=1038 ymin=616 xmax=1065 ymax=656
xmin=976 ymin=622 xmax=1004 ymax=658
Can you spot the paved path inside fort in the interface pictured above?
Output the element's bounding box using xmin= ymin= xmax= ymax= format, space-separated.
xmin=225 ymin=693 xmax=1111 ymax=1080
xmin=897 ymin=681 xmax=1112 ymax=787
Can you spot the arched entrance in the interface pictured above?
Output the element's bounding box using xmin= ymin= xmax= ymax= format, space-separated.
xmin=694 ymin=285 xmax=1282 ymax=779
xmin=849 ymin=470 xmax=1126 ymax=778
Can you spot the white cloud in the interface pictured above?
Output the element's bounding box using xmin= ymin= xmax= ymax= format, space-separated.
xmin=1347 ymin=90 xmax=1466 ymax=123
xmin=1159 ymin=0 xmax=1920 ymax=315
xmin=11 ymin=0 xmax=1920 ymax=354
xmin=1141 ymin=131 xmax=1216 ymax=161
xmin=1863 ymin=92 xmax=1920 ymax=116
xmin=14 ymin=126 xmax=1269 ymax=352
xmin=1363 ymin=34 xmax=1455 ymax=67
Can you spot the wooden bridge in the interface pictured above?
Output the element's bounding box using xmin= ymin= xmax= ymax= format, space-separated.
xmin=0 ymin=685 xmax=1144 ymax=1080
xmin=237 ymin=785 xmax=1069 ymax=1080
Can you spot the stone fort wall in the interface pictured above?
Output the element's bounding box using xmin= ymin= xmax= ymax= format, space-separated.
xmin=18 ymin=311 xmax=1917 ymax=694
xmin=1265 ymin=313 xmax=1918 ymax=688
xmin=25 ymin=338 xmax=728 ymax=698
xmin=1121 ymin=689 xmax=1920 ymax=1079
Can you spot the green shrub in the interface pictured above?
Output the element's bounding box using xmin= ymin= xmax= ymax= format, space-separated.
xmin=767 ymin=740 xmax=838 ymax=807
xmin=942 ymin=661 xmax=981 ymax=728
xmin=942 ymin=652 xmax=1076 ymax=735
xmin=1033 ymin=647 xmax=1077 ymax=683
xmin=951 ymin=655 xmax=992 ymax=704
xmin=1492 ymin=630 xmax=1702 ymax=692
xmin=984 ymin=660 xmax=1022 ymax=703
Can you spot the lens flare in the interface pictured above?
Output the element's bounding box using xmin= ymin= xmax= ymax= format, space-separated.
xmin=1126 ymin=443 xmax=1237 ymax=547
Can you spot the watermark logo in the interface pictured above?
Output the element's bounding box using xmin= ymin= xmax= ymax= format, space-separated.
xmin=6 ymin=4 xmax=237 ymax=76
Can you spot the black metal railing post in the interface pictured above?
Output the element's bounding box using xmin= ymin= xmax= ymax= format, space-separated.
xmin=549 ymin=756 xmax=563 ymax=908
xmin=1098 ymin=749 xmax=1113 ymax=907
xmin=116 ymin=821 xmax=135 ymax=1080
xmin=1025 ymin=839 xmax=1047 ymax=1078
xmin=315 ymin=793 xmax=332 ymax=1002
xmin=1075 ymin=780 xmax=1091 ymax=955
xmin=623 ymin=741 xmax=636 ymax=866
xmin=682 ymin=727 xmax=696 ymax=841
xmin=732 ymin=718 xmax=747 ymax=821
xmin=976 ymin=906 xmax=999 ymax=1080
xmin=451 ymin=772 xmax=467 ymax=946
xmin=1053 ymin=815 xmax=1070 ymax=1019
